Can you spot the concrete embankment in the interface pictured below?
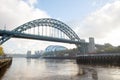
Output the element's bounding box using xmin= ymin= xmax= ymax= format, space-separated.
xmin=0 ymin=57 xmax=12 ymax=70
xmin=76 ymin=53 xmax=120 ymax=66
xmin=0 ymin=57 xmax=12 ymax=79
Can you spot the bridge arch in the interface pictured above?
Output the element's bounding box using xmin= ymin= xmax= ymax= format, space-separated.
xmin=0 ymin=18 xmax=81 ymax=44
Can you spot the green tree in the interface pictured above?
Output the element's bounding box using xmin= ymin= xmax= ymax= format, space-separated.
xmin=103 ymin=43 xmax=114 ymax=52
xmin=0 ymin=46 xmax=4 ymax=56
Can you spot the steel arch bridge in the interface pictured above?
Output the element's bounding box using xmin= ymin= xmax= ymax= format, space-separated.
xmin=0 ymin=18 xmax=88 ymax=53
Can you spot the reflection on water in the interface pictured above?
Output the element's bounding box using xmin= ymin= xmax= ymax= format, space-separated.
xmin=1 ymin=58 xmax=80 ymax=80
xmin=0 ymin=58 xmax=120 ymax=80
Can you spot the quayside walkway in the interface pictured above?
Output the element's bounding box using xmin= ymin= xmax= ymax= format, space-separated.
xmin=76 ymin=53 xmax=120 ymax=66
xmin=0 ymin=57 xmax=12 ymax=70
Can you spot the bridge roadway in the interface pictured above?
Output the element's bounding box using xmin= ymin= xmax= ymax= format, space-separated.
xmin=0 ymin=30 xmax=88 ymax=45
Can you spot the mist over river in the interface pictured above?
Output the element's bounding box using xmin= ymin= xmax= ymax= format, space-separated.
xmin=1 ymin=58 xmax=120 ymax=80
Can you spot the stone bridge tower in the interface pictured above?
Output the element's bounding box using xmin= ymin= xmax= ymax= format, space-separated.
xmin=88 ymin=37 xmax=96 ymax=53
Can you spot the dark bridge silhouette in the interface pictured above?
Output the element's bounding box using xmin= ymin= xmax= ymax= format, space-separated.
xmin=0 ymin=18 xmax=93 ymax=54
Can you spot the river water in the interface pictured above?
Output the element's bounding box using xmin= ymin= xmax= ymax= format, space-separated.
xmin=1 ymin=58 xmax=120 ymax=80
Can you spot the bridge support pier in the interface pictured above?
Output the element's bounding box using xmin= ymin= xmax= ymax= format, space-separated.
xmin=88 ymin=37 xmax=96 ymax=53
xmin=77 ymin=37 xmax=96 ymax=54
xmin=77 ymin=43 xmax=88 ymax=54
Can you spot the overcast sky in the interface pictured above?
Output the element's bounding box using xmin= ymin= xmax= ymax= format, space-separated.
xmin=0 ymin=0 xmax=120 ymax=54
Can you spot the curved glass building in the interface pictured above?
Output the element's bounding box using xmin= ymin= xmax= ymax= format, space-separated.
xmin=45 ymin=45 xmax=67 ymax=52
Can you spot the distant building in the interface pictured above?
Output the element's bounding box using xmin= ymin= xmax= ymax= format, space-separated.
xmin=43 ymin=45 xmax=68 ymax=57
xmin=45 ymin=45 xmax=68 ymax=52
xmin=26 ymin=51 xmax=32 ymax=58
xmin=35 ymin=51 xmax=42 ymax=56
xmin=88 ymin=37 xmax=96 ymax=53
xmin=26 ymin=50 xmax=42 ymax=58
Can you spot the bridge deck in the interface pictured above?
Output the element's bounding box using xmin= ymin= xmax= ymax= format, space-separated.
xmin=0 ymin=30 xmax=87 ymax=44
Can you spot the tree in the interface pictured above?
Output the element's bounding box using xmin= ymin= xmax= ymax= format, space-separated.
xmin=103 ymin=43 xmax=114 ymax=52
xmin=0 ymin=46 xmax=4 ymax=56
xmin=96 ymin=43 xmax=120 ymax=53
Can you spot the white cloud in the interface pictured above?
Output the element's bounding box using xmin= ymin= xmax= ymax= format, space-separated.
xmin=0 ymin=0 xmax=50 ymax=30
xmin=69 ymin=0 xmax=120 ymax=46
xmin=0 ymin=0 xmax=50 ymax=53
xmin=26 ymin=0 xmax=37 ymax=6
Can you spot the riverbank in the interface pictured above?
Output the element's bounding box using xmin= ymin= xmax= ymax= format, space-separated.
xmin=0 ymin=57 xmax=12 ymax=71
xmin=76 ymin=53 xmax=120 ymax=66
xmin=0 ymin=57 xmax=12 ymax=79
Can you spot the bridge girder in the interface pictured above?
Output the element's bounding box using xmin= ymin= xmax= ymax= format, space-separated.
xmin=13 ymin=18 xmax=80 ymax=41
xmin=0 ymin=18 xmax=81 ymax=45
